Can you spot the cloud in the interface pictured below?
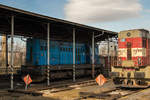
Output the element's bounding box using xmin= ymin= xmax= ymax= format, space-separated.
xmin=64 ymin=0 xmax=142 ymax=23
xmin=145 ymin=9 xmax=150 ymax=13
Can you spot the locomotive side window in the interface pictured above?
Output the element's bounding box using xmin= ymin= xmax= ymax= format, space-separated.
xmin=60 ymin=47 xmax=63 ymax=51
xmin=127 ymin=42 xmax=132 ymax=60
xmin=63 ymin=48 xmax=64 ymax=51
xmin=68 ymin=48 xmax=70 ymax=52
xmin=143 ymin=39 xmax=146 ymax=48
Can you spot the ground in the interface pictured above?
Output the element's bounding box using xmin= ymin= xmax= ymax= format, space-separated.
xmin=1 ymin=80 xmax=150 ymax=100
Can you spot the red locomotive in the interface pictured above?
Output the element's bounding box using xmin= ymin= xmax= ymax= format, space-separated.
xmin=111 ymin=29 xmax=150 ymax=87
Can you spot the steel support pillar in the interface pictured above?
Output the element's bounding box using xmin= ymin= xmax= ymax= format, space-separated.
xmin=10 ymin=16 xmax=14 ymax=90
xmin=47 ymin=23 xmax=50 ymax=86
xmin=107 ymin=36 xmax=110 ymax=77
xmin=92 ymin=32 xmax=95 ymax=78
xmin=73 ymin=28 xmax=76 ymax=82
xmin=6 ymin=34 xmax=8 ymax=74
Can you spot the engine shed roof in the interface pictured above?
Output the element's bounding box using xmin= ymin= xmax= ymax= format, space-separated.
xmin=0 ymin=4 xmax=117 ymax=42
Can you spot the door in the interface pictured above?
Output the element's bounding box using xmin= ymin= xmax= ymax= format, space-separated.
xmin=127 ymin=42 xmax=132 ymax=60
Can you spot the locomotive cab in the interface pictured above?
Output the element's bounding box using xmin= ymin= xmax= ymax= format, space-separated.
xmin=111 ymin=29 xmax=150 ymax=87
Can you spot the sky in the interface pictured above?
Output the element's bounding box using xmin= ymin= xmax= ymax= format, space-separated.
xmin=0 ymin=0 xmax=150 ymax=32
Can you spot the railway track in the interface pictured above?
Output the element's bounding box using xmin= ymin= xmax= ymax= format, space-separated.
xmin=77 ymin=87 xmax=143 ymax=100
xmin=39 ymin=79 xmax=97 ymax=93
xmin=4 ymin=79 xmax=146 ymax=100
xmin=7 ymin=79 xmax=97 ymax=96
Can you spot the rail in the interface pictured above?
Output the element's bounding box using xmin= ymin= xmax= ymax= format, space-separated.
xmin=77 ymin=87 xmax=142 ymax=100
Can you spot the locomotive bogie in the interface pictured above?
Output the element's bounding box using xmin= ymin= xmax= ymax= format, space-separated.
xmin=111 ymin=66 xmax=150 ymax=87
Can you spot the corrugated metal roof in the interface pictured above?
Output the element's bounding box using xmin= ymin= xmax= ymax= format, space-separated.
xmin=0 ymin=4 xmax=117 ymax=42
xmin=0 ymin=4 xmax=116 ymax=33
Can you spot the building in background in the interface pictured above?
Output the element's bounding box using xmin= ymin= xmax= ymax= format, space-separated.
xmin=99 ymin=41 xmax=117 ymax=57
xmin=0 ymin=36 xmax=26 ymax=68
xmin=98 ymin=39 xmax=118 ymax=77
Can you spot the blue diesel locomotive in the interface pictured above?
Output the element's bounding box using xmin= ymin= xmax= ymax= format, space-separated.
xmin=22 ymin=38 xmax=101 ymax=81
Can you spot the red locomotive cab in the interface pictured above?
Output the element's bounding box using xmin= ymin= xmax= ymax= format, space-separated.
xmin=117 ymin=29 xmax=149 ymax=68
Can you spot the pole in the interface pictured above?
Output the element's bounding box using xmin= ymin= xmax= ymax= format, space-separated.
xmin=92 ymin=32 xmax=95 ymax=78
xmin=107 ymin=35 xmax=110 ymax=77
xmin=47 ymin=23 xmax=50 ymax=86
xmin=73 ymin=28 xmax=76 ymax=82
xmin=10 ymin=16 xmax=14 ymax=90
xmin=6 ymin=34 xmax=8 ymax=74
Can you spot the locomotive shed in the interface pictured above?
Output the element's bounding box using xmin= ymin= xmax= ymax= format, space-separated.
xmin=0 ymin=3 xmax=117 ymax=93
